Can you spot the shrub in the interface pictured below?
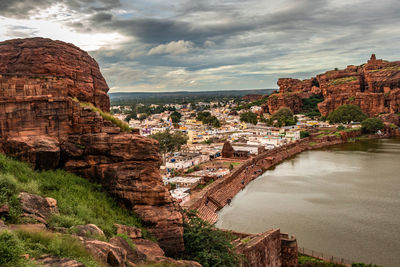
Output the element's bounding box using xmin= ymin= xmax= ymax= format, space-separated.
xmin=0 ymin=230 xmax=24 ymax=266
xmin=240 ymin=112 xmax=258 ymax=125
xmin=361 ymin=118 xmax=384 ymax=134
xmin=327 ymin=104 xmax=368 ymax=123
xmin=270 ymin=107 xmax=297 ymax=127
xmin=182 ymin=210 xmax=241 ymax=267
xmin=301 ymin=95 xmax=324 ymax=114
xmin=337 ymin=125 xmax=346 ymax=131
xmin=300 ymin=131 xmax=310 ymax=139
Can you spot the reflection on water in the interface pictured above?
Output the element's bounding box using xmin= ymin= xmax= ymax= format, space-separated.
xmin=216 ymin=138 xmax=400 ymax=267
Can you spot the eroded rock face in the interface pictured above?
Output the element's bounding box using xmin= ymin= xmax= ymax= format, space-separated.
xmin=0 ymin=38 xmax=184 ymax=255
xmin=0 ymin=37 xmax=110 ymax=111
xmin=263 ymin=55 xmax=400 ymax=117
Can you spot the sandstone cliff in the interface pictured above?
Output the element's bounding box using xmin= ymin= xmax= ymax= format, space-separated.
xmin=0 ymin=38 xmax=184 ymax=255
xmin=263 ymin=54 xmax=400 ymax=119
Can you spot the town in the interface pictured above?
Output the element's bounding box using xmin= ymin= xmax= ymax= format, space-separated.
xmin=110 ymin=93 xmax=360 ymax=205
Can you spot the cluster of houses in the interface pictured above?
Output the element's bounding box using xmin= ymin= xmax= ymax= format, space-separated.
xmin=111 ymin=103 xmax=335 ymax=204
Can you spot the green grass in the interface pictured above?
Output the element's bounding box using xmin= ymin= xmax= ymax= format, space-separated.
xmin=17 ymin=229 xmax=100 ymax=267
xmin=224 ymin=162 xmax=241 ymax=167
xmin=0 ymin=154 xmax=148 ymax=238
xmin=367 ymin=66 xmax=400 ymax=72
xmin=343 ymin=127 xmax=361 ymax=132
xmin=0 ymin=229 xmax=100 ymax=267
xmin=329 ymin=76 xmax=358 ymax=85
xmin=73 ymin=98 xmax=131 ymax=132
xmin=195 ymin=179 xmax=214 ymax=190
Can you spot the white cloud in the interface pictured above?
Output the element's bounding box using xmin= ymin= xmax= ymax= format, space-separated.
xmin=148 ymin=40 xmax=194 ymax=55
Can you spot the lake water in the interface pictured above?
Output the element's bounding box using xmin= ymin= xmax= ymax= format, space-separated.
xmin=216 ymin=138 xmax=400 ymax=267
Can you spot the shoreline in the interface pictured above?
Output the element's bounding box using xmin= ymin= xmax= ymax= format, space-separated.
xmin=183 ymin=127 xmax=400 ymax=224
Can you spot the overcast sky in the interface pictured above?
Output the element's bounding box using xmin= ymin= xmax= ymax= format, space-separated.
xmin=0 ymin=0 xmax=399 ymax=92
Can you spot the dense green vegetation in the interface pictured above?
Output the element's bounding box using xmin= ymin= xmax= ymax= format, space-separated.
xmin=196 ymin=111 xmax=221 ymax=128
xmin=300 ymin=131 xmax=310 ymax=138
xmin=269 ymin=107 xmax=297 ymax=127
xmin=301 ymin=95 xmax=324 ymax=117
xmin=0 ymin=230 xmax=100 ymax=267
xmin=75 ymin=99 xmax=131 ymax=132
xmin=149 ymin=130 xmax=188 ymax=161
xmin=235 ymin=96 xmax=269 ymax=111
xmin=240 ymin=111 xmax=258 ymax=125
xmin=181 ymin=210 xmax=241 ymax=267
xmin=170 ymin=111 xmax=182 ymax=123
xmin=110 ymin=89 xmax=274 ymax=106
xmin=328 ymin=104 xmax=368 ymax=123
xmin=0 ymin=154 xmax=146 ymax=237
xmin=121 ymin=104 xmax=176 ymax=122
xmin=329 ymin=76 xmax=358 ymax=85
xmin=361 ymin=118 xmax=384 ymax=133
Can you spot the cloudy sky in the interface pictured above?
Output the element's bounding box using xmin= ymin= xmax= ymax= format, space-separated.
xmin=0 ymin=0 xmax=399 ymax=92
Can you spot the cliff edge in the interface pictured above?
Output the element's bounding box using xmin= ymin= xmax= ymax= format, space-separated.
xmin=0 ymin=37 xmax=184 ymax=255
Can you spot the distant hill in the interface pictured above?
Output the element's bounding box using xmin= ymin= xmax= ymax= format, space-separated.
xmin=109 ymin=89 xmax=276 ymax=105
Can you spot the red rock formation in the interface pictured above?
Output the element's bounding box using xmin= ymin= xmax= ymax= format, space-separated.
xmin=221 ymin=141 xmax=234 ymax=158
xmin=0 ymin=38 xmax=110 ymax=111
xmin=0 ymin=38 xmax=183 ymax=255
xmin=263 ymin=54 xmax=400 ymax=117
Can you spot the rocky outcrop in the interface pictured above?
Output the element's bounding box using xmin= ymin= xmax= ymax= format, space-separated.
xmin=18 ymin=192 xmax=59 ymax=224
xmin=84 ymin=239 xmax=128 ymax=266
xmin=263 ymin=54 xmax=400 ymax=117
xmin=37 ymin=255 xmax=85 ymax=267
xmin=0 ymin=37 xmax=110 ymax=111
xmin=221 ymin=141 xmax=234 ymax=158
xmin=74 ymin=224 xmax=106 ymax=239
xmin=0 ymin=38 xmax=183 ymax=255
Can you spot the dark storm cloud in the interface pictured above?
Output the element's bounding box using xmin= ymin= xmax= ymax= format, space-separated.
xmin=0 ymin=0 xmax=121 ymax=18
xmin=0 ymin=0 xmax=54 ymax=17
xmin=1 ymin=0 xmax=400 ymax=91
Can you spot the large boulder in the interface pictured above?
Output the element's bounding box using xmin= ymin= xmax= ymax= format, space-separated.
xmin=84 ymin=239 xmax=127 ymax=266
xmin=18 ymin=192 xmax=59 ymax=224
xmin=2 ymin=136 xmax=60 ymax=169
xmin=0 ymin=37 xmax=110 ymax=111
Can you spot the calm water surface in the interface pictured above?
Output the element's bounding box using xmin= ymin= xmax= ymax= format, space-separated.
xmin=216 ymin=138 xmax=400 ymax=267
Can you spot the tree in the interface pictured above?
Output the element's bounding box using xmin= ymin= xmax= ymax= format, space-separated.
xmin=361 ymin=117 xmax=384 ymax=133
xmin=270 ymin=107 xmax=297 ymax=127
xmin=197 ymin=112 xmax=221 ymax=128
xmin=240 ymin=112 xmax=258 ymax=125
xmin=149 ymin=130 xmax=188 ymax=163
xmin=197 ymin=111 xmax=211 ymax=121
xmin=327 ymin=104 xmax=367 ymax=124
xmin=170 ymin=111 xmax=182 ymax=123
xmin=300 ymin=131 xmax=310 ymax=138
xmin=182 ymin=210 xmax=241 ymax=267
